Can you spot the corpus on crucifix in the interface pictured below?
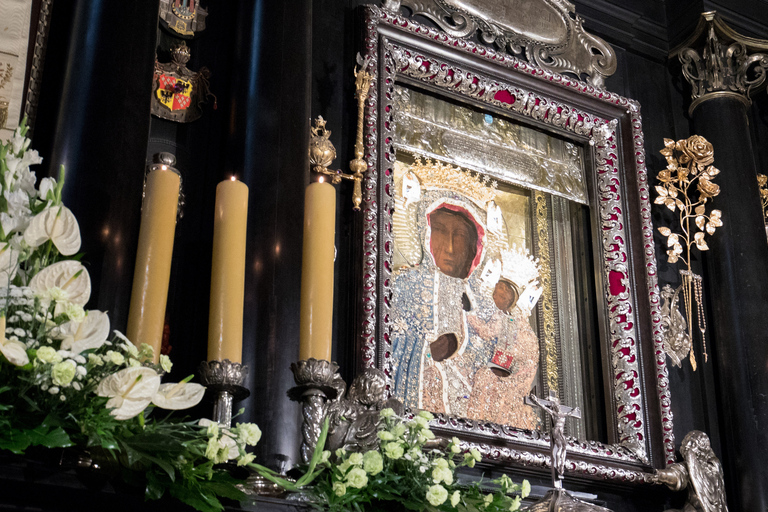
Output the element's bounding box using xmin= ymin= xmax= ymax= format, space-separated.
xmin=525 ymin=391 xmax=582 ymax=489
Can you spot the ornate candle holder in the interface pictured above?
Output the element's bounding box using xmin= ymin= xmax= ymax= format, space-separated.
xmin=308 ymin=53 xmax=372 ymax=210
xmin=287 ymin=358 xmax=340 ymax=463
xmin=198 ymin=359 xmax=250 ymax=427
xmin=145 ymin=152 xmax=185 ymax=220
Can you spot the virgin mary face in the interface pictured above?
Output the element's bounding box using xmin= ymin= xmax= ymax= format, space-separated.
xmin=428 ymin=207 xmax=478 ymax=279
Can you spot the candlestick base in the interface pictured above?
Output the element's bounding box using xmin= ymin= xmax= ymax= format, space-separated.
xmin=288 ymin=358 xmax=342 ymax=463
xmin=199 ymin=359 xmax=250 ymax=427
xmin=239 ymin=474 xmax=293 ymax=498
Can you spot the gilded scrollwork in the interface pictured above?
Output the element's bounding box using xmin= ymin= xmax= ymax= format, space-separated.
xmin=360 ymin=4 xmax=671 ymax=479
xmin=534 ymin=192 xmax=558 ymax=395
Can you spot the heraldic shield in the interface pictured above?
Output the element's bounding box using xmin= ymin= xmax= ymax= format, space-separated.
xmin=151 ymin=42 xmax=215 ymax=123
xmin=156 ymin=74 xmax=193 ymax=112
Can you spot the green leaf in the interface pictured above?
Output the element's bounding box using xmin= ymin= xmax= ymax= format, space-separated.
xmin=126 ymin=433 xmax=187 ymax=455
xmin=27 ymin=426 xmax=73 ymax=449
xmin=169 ymin=484 xmax=224 ymax=512
xmin=205 ymin=478 xmax=247 ymax=501
xmin=0 ymin=431 xmax=33 ymax=454
xmin=145 ymin=472 xmax=168 ymax=501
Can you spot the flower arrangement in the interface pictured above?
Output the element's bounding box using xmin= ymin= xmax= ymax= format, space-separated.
xmin=0 ymin=120 xmax=262 ymax=511
xmin=654 ymin=135 xmax=722 ymax=369
xmin=307 ymin=409 xmax=531 ymax=512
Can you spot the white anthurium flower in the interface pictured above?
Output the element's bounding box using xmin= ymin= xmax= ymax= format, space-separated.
xmin=0 ymin=243 xmax=19 ymax=286
xmin=58 ymin=310 xmax=111 ymax=354
xmin=97 ymin=366 xmax=161 ymax=420
xmin=152 ymin=381 xmax=205 ymax=410
xmin=24 ymin=206 xmax=81 ymax=256
xmin=0 ymin=316 xmax=29 ymax=366
xmin=29 ymin=260 xmax=91 ymax=306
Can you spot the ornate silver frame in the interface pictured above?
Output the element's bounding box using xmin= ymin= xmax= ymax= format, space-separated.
xmin=356 ymin=5 xmax=673 ymax=483
xmin=24 ymin=0 xmax=55 ymax=137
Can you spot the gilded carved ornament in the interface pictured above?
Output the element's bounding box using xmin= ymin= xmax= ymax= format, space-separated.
xmin=308 ymin=54 xmax=372 ymax=210
xmin=672 ymin=12 xmax=768 ymax=114
xmin=655 ymin=136 xmax=722 ymax=371
xmin=758 ymin=174 xmax=768 ymax=240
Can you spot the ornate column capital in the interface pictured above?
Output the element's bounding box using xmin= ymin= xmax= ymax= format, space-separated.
xmin=671 ymin=12 xmax=768 ymax=115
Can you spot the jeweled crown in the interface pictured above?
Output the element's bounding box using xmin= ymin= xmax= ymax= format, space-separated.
xmin=409 ymin=158 xmax=497 ymax=207
xmin=500 ymin=244 xmax=539 ymax=287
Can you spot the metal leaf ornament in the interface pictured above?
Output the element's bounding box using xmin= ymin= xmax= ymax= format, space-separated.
xmin=758 ymin=174 xmax=768 ymax=240
xmin=654 ymin=135 xmax=722 ymax=370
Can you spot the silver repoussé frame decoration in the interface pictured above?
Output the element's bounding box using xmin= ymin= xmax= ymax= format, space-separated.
xmin=381 ymin=0 xmax=617 ymax=87
xmin=355 ymin=5 xmax=674 ymax=484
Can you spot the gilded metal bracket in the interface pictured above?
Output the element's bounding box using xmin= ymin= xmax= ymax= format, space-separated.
xmin=758 ymin=174 xmax=768 ymax=240
xmin=308 ymin=55 xmax=373 ymax=210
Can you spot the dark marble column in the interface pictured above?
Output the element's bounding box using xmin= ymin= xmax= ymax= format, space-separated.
xmin=225 ymin=0 xmax=312 ymax=469
xmin=675 ymin=13 xmax=768 ymax=511
xmin=32 ymin=0 xmax=160 ymax=328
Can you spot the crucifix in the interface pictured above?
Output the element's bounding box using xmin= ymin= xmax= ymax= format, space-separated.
xmin=525 ymin=391 xmax=581 ymax=489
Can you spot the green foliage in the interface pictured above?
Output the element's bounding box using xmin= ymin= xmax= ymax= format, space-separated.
xmin=304 ymin=410 xmax=530 ymax=512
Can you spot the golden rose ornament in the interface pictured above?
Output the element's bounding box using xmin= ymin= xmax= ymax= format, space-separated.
xmin=654 ymin=134 xmax=722 ymax=371
xmin=697 ymin=174 xmax=720 ymax=200
xmin=681 ymin=135 xmax=715 ymax=167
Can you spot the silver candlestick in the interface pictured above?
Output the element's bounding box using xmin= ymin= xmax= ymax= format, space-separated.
xmin=199 ymin=359 xmax=250 ymax=427
xmin=287 ymin=358 xmax=340 ymax=463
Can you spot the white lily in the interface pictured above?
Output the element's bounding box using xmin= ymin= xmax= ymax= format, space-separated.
xmin=58 ymin=310 xmax=110 ymax=354
xmin=97 ymin=366 xmax=161 ymax=420
xmin=29 ymin=260 xmax=91 ymax=307
xmin=152 ymin=380 xmax=205 ymax=410
xmin=24 ymin=206 xmax=82 ymax=256
xmin=0 ymin=316 xmax=29 ymax=366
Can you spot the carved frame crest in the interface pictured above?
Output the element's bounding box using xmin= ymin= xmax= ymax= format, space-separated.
xmin=356 ymin=5 xmax=674 ymax=483
xmin=381 ymin=0 xmax=617 ymax=87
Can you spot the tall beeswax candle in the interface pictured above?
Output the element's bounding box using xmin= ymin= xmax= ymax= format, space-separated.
xmin=127 ymin=166 xmax=180 ymax=362
xmin=207 ymin=177 xmax=249 ymax=363
xmin=299 ymin=180 xmax=336 ymax=361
